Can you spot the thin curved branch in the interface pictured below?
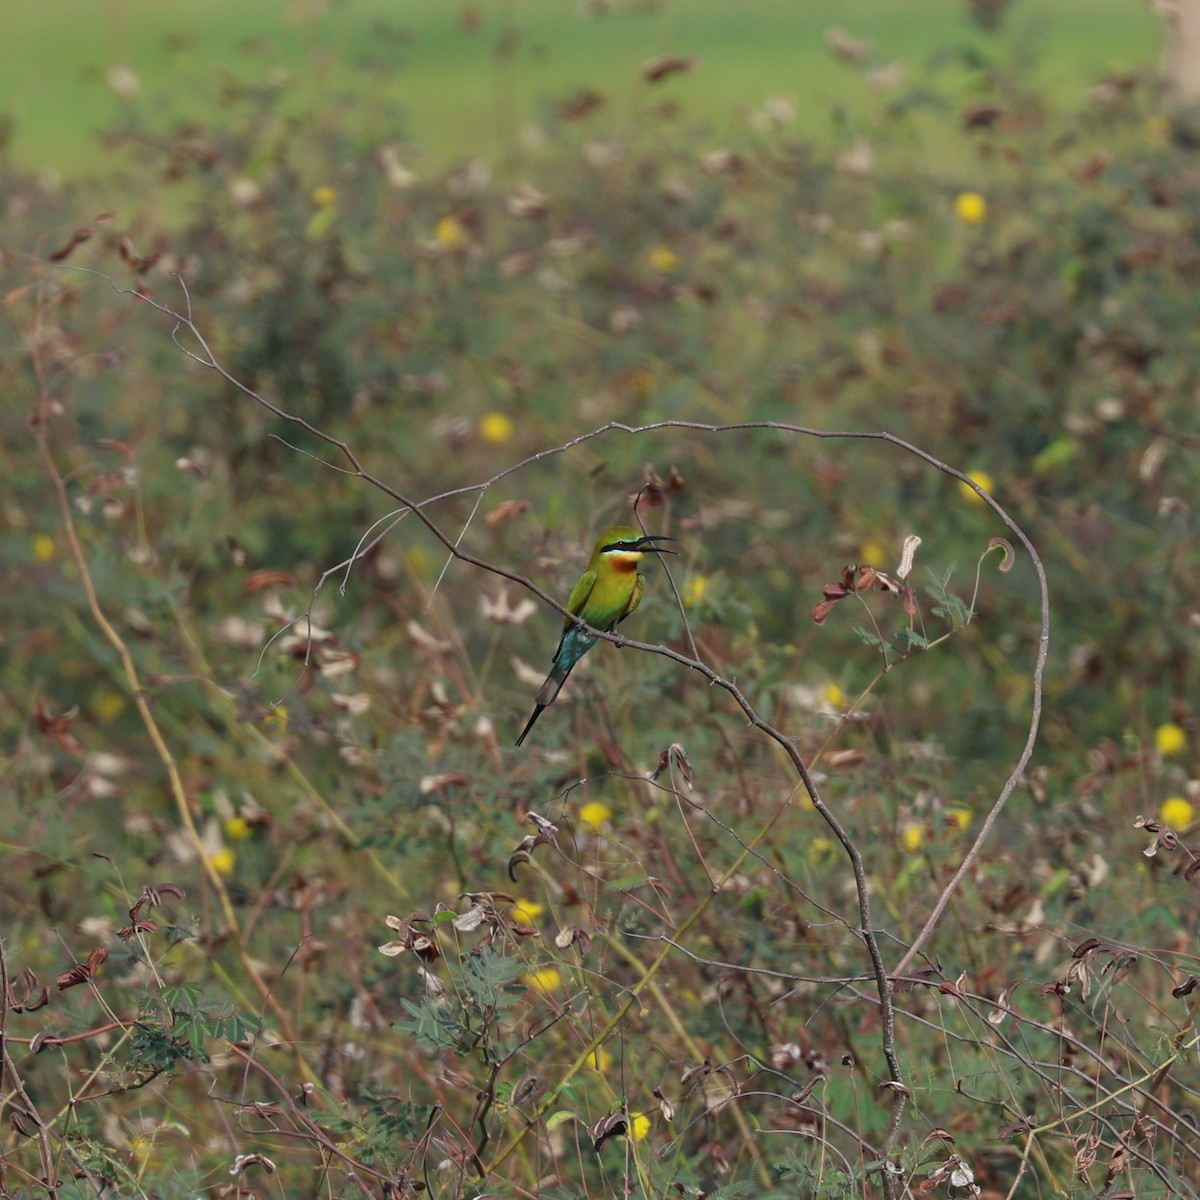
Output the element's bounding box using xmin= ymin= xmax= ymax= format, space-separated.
xmin=87 ymin=269 xmax=1053 ymax=1196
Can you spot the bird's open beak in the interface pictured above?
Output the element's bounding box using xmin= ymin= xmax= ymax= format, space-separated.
xmin=633 ymin=535 xmax=678 ymax=555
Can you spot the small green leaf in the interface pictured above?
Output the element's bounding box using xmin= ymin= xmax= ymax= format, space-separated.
xmin=305 ymin=205 xmax=338 ymax=241
xmin=1033 ymin=436 xmax=1076 ymax=474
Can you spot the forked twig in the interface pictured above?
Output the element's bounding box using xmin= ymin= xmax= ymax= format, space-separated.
xmin=85 ymin=269 xmax=1050 ymax=1195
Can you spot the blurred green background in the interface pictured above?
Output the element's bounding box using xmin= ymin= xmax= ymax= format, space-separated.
xmin=4 ymin=2 xmax=1199 ymax=1196
xmin=7 ymin=0 xmax=1163 ymax=176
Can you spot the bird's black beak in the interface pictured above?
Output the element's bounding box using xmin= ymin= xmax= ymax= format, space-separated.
xmin=633 ymin=535 xmax=678 ymax=555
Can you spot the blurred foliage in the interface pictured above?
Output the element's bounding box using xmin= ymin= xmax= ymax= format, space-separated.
xmin=2 ymin=20 xmax=1199 ymax=1200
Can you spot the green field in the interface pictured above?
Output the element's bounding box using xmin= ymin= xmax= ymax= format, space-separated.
xmin=5 ymin=0 xmax=1164 ymax=174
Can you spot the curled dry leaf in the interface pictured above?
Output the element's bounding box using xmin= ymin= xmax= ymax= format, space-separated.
xmin=244 ymin=569 xmax=298 ymax=596
xmin=485 ymin=498 xmax=531 ymax=527
xmin=937 ymin=971 xmax=968 ymax=997
xmin=670 ymin=743 xmax=695 ymax=787
xmin=499 ymin=252 xmax=536 ymax=277
xmin=997 ymin=1115 xmax=1038 ymax=1139
xmin=406 ymin=620 xmax=454 ymax=654
xmin=505 ymin=184 xmax=550 ymax=218
xmin=652 ymin=743 xmax=695 ymax=788
xmin=987 ymin=536 xmax=1015 ymax=572
xmin=319 ymin=652 xmax=360 ymax=681
xmin=824 ymin=26 xmax=871 ymax=63
xmin=897 ymin=534 xmax=922 ymax=580
xmin=642 ymin=54 xmax=698 ymax=83
xmin=118 ymin=234 xmax=161 ymax=274
xmin=811 ymin=563 xmax=907 ymax=624
xmin=987 ymin=980 xmax=1022 ymax=1026
xmin=57 ymin=947 xmax=108 ymax=991
xmin=378 ymin=912 xmax=439 ymax=961
xmin=920 ymin=1128 xmax=956 ymax=1147
xmin=507 ymin=850 xmax=530 ymax=882
xmin=98 ymin=437 xmax=136 ymax=461
xmin=419 ymin=773 xmax=468 ymax=795
xmin=34 ymin=699 xmax=86 ymax=756
xmin=557 ymin=89 xmax=605 ymax=121
xmin=118 ymin=919 xmax=159 ymax=940
xmin=1103 ymin=952 xmax=1137 ymax=984
xmin=230 ymin=1152 xmax=277 ymax=1177
xmin=481 ymin=590 xmax=538 ymax=624
xmin=511 ymin=1074 xmax=545 ymax=1106
xmin=963 ymin=102 xmax=1004 ymax=129
xmin=825 ymin=748 xmax=867 ymax=768
xmin=7 ymin=968 xmax=49 ymax=1013
xmin=48 ymin=213 xmax=116 ymax=262
xmin=634 ymin=464 xmax=686 ymax=510
xmin=589 ymin=1111 xmax=629 ymax=1152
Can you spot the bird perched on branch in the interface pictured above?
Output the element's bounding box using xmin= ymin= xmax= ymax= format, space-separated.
xmin=516 ymin=524 xmax=675 ymax=746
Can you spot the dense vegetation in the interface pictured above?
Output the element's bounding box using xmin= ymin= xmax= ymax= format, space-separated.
xmin=2 ymin=10 xmax=1198 ymax=1198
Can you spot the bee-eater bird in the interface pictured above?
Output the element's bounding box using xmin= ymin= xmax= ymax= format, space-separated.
xmin=516 ymin=524 xmax=674 ymax=746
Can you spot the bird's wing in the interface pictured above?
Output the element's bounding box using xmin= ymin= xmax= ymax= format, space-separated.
xmin=617 ymin=573 xmax=645 ymax=624
xmin=564 ymin=570 xmax=598 ymax=621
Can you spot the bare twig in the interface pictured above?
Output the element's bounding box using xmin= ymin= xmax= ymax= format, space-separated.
xmin=84 ymin=269 xmax=1052 ymax=1197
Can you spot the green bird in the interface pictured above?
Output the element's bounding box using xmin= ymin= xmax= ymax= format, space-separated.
xmin=516 ymin=524 xmax=675 ymax=746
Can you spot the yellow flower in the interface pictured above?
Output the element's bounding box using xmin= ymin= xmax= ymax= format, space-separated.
xmin=525 ymin=966 xmax=562 ymax=994
xmin=479 ymin=412 xmax=514 ymax=444
xmin=683 ymin=574 xmax=707 ymax=606
xmin=946 ymin=807 xmax=972 ymax=831
xmin=1155 ymin=722 xmax=1187 ymax=757
xmin=32 ymin=534 xmax=56 ymax=563
xmin=586 ymin=1046 xmax=612 ymax=1072
xmin=579 ymin=801 xmax=612 ymax=830
xmin=1160 ymin=796 xmax=1195 ymax=831
xmin=958 ymin=469 xmax=994 ymax=504
xmin=311 ymin=185 xmax=337 ymax=208
xmin=261 ymin=705 xmax=289 ymax=733
xmin=224 ymin=816 xmax=252 ymax=841
xmin=511 ymin=899 xmax=544 ymax=924
xmin=901 ymin=824 xmax=923 ymax=853
xmin=629 ymin=1112 xmax=651 ymax=1140
xmin=647 ymin=245 xmax=678 ymax=274
xmin=90 ymin=687 xmax=126 ymax=723
xmin=859 ymin=539 xmax=887 ymax=568
xmin=822 ymin=683 xmax=845 ymax=708
xmin=954 ymin=191 xmax=987 ymax=225
xmin=808 ymin=835 xmax=835 ymax=865
xmin=208 ymin=847 xmax=235 ymax=876
xmin=436 ymin=214 xmax=468 ymax=250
